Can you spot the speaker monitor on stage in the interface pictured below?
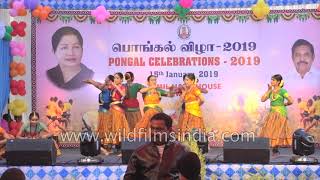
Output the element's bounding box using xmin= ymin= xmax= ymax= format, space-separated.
xmin=223 ymin=136 xmax=270 ymax=164
xmin=6 ymin=139 xmax=57 ymax=166
xmin=121 ymin=138 xmax=149 ymax=164
xmin=78 ymin=116 xmax=102 ymax=165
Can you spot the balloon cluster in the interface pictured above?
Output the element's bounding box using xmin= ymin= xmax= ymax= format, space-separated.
xmin=9 ymin=0 xmax=27 ymax=17
xmin=10 ymin=62 xmax=26 ymax=77
xmin=10 ymin=41 xmax=26 ymax=57
xmin=8 ymin=99 xmax=28 ymax=116
xmin=10 ymin=80 xmax=26 ymax=96
xmin=91 ymin=5 xmax=111 ymax=24
xmin=7 ymin=1 xmax=33 ymax=117
xmin=11 ymin=21 xmax=26 ymax=37
xmin=32 ymin=5 xmax=52 ymax=21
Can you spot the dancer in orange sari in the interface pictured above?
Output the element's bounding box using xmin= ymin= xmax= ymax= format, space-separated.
xmin=260 ymin=74 xmax=293 ymax=155
xmin=178 ymin=73 xmax=205 ymax=134
xmin=84 ymin=75 xmax=114 ymax=154
xmin=109 ymin=72 xmax=130 ymax=152
xmin=135 ymin=75 xmax=174 ymax=135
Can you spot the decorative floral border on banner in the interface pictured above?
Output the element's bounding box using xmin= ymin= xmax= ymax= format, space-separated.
xmin=40 ymin=9 xmax=320 ymax=25
xmin=2 ymin=0 xmax=320 ymax=10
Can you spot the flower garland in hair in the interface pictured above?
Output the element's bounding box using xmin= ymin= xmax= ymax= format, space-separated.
xmin=279 ymin=80 xmax=284 ymax=88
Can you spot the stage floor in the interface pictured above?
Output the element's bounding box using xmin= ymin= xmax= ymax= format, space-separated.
xmin=0 ymin=148 xmax=319 ymax=179
xmin=0 ymin=147 xmax=319 ymax=166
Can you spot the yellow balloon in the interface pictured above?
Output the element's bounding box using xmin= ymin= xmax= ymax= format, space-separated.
xmin=8 ymin=99 xmax=27 ymax=116
xmin=14 ymin=109 xmax=23 ymax=116
xmin=11 ymin=109 xmax=16 ymax=116
xmin=15 ymin=100 xmax=24 ymax=107
xmin=253 ymin=8 xmax=262 ymax=19
xmin=256 ymin=13 xmax=265 ymax=19
xmin=252 ymin=0 xmax=270 ymax=20
xmin=262 ymin=6 xmax=270 ymax=14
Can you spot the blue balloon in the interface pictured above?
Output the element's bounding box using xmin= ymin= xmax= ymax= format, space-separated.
xmin=24 ymin=0 xmax=39 ymax=10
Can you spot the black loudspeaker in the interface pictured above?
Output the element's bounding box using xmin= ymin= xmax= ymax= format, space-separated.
xmin=292 ymin=129 xmax=314 ymax=156
xmin=121 ymin=138 xmax=149 ymax=164
xmin=6 ymin=139 xmax=57 ymax=166
xmin=223 ymin=136 xmax=270 ymax=164
xmin=80 ymin=131 xmax=101 ymax=157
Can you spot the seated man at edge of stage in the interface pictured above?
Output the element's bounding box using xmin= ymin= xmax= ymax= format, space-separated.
xmin=124 ymin=112 xmax=188 ymax=180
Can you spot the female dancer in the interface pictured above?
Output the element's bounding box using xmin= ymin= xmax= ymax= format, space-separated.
xmin=260 ymin=74 xmax=293 ymax=155
xmin=109 ymin=72 xmax=130 ymax=152
xmin=123 ymin=72 xmax=144 ymax=132
xmin=84 ymin=75 xmax=114 ymax=152
xmin=135 ymin=75 xmax=174 ymax=133
xmin=178 ymin=73 xmax=205 ymax=134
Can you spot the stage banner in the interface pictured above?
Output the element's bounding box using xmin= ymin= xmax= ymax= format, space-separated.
xmin=33 ymin=10 xmax=320 ymax=144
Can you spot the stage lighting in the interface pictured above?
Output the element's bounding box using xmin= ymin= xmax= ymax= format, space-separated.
xmin=290 ymin=129 xmax=318 ymax=164
xmin=78 ymin=117 xmax=103 ymax=165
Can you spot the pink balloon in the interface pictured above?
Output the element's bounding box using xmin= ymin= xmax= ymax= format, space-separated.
xmin=179 ymin=0 xmax=193 ymax=8
xmin=10 ymin=41 xmax=26 ymax=57
xmin=20 ymin=50 xmax=26 ymax=57
xmin=91 ymin=5 xmax=110 ymax=24
xmin=10 ymin=41 xmax=17 ymax=47
xmin=17 ymin=42 xmax=24 ymax=49
xmin=96 ymin=15 xmax=105 ymax=23
xmin=96 ymin=5 xmax=105 ymax=12
xmin=11 ymin=48 xmax=18 ymax=56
